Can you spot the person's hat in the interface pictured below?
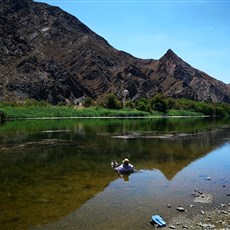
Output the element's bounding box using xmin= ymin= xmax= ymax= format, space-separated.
xmin=122 ymin=158 xmax=129 ymax=163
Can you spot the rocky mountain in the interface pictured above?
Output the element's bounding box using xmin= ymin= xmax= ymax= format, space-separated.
xmin=1 ymin=0 xmax=230 ymax=104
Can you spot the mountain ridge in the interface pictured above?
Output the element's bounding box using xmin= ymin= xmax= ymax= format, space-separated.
xmin=0 ymin=0 xmax=230 ymax=104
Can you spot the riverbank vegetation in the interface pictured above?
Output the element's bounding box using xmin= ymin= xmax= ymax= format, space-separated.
xmin=1 ymin=93 xmax=230 ymax=119
xmin=0 ymin=101 xmax=150 ymax=119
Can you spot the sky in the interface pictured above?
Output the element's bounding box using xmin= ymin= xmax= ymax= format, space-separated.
xmin=36 ymin=0 xmax=230 ymax=84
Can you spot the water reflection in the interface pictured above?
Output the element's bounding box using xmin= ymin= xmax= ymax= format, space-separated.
xmin=36 ymin=144 xmax=230 ymax=230
xmin=0 ymin=118 xmax=230 ymax=229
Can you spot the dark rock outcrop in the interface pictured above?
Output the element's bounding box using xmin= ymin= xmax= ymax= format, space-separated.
xmin=0 ymin=0 xmax=230 ymax=104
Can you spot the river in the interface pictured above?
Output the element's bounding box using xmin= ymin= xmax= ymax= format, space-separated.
xmin=0 ymin=117 xmax=230 ymax=229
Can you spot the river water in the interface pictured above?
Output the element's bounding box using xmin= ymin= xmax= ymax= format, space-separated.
xmin=0 ymin=117 xmax=230 ymax=230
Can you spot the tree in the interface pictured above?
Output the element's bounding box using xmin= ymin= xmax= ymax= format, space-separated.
xmin=104 ymin=93 xmax=121 ymax=109
xmin=0 ymin=111 xmax=7 ymax=122
xmin=136 ymin=98 xmax=151 ymax=112
xmin=83 ymin=97 xmax=93 ymax=107
xmin=124 ymin=100 xmax=135 ymax=109
xmin=151 ymin=94 xmax=168 ymax=114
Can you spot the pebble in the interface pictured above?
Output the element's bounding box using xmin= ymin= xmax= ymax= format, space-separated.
xmin=220 ymin=203 xmax=225 ymax=208
xmin=198 ymin=223 xmax=215 ymax=228
xmin=176 ymin=207 xmax=185 ymax=212
xmin=220 ymin=210 xmax=228 ymax=214
xmin=192 ymin=193 xmax=199 ymax=197
xmin=176 ymin=222 xmax=182 ymax=225
xmin=194 ymin=189 xmax=203 ymax=194
xmin=216 ymin=220 xmax=222 ymax=224
xmin=167 ymin=189 xmax=230 ymax=229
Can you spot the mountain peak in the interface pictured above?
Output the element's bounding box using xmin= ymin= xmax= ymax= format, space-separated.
xmin=166 ymin=48 xmax=175 ymax=55
xmin=162 ymin=49 xmax=182 ymax=63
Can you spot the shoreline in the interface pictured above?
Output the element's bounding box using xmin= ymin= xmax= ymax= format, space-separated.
xmin=5 ymin=115 xmax=209 ymax=120
xmin=164 ymin=207 xmax=230 ymax=229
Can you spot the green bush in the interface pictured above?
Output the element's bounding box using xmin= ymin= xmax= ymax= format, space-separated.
xmin=103 ymin=93 xmax=121 ymax=109
xmin=1 ymin=94 xmax=230 ymax=118
xmin=135 ymin=98 xmax=151 ymax=112
xmin=167 ymin=109 xmax=202 ymax=116
xmin=0 ymin=110 xmax=7 ymax=121
xmin=150 ymin=94 xmax=168 ymax=114
xmin=83 ymin=97 xmax=93 ymax=107
xmin=124 ymin=100 xmax=136 ymax=109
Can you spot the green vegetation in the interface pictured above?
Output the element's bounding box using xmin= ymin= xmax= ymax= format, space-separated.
xmin=136 ymin=94 xmax=230 ymax=117
xmin=0 ymin=101 xmax=149 ymax=119
xmin=1 ymin=94 xmax=230 ymax=119
xmin=166 ymin=109 xmax=203 ymax=117
xmin=0 ymin=110 xmax=7 ymax=122
xmin=0 ymin=106 xmax=151 ymax=119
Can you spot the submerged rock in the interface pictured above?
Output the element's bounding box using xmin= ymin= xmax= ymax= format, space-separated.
xmin=176 ymin=206 xmax=185 ymax=212
xmin=219 ymin=203 xmax=226 ymax=208
xmin=198 ymin=223 xmax=215 ymax=228
xmin=193 ymin=193 xmax=213 ymax=203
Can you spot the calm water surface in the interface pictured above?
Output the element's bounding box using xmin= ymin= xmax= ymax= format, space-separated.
xmin=0 ymin=117 xmax=230 ymax=230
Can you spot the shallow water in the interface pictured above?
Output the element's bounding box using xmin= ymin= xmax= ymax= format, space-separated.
xmin=0 ymin=117 xmax=230 ymax=230
xmin=34 ymin=143 xmax=230 ymax=230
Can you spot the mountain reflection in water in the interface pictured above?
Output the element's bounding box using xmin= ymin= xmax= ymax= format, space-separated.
xmin=0 ymin=118 xmax=230 ymax=230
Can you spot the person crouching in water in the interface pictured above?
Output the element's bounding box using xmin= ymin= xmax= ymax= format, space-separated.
xmin=112 ymin=158 xmax=135 ymax=175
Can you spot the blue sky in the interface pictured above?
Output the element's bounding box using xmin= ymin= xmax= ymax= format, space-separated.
xmin=36 ymin=0 xmax=230 ymax=84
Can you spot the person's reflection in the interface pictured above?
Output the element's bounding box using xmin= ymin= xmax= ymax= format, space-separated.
xmin=122 ymin=174 xmax=130 ymax=181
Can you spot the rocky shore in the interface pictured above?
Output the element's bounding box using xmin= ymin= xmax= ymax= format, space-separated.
xmin=148 ymin=186 xmax=230 ymax=229
xmin=165 ymin=206 xmax=230 ymax=229
xmin=150 ymin=189 xmax=230 ymax=229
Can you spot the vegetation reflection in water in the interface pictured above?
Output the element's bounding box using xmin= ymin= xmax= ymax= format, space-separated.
xmin=0 ymin=117 xmax=230 ymax=229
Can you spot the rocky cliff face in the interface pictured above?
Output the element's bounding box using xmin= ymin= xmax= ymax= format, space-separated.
xmin=1 ymin=0 xmax=230 ymax=104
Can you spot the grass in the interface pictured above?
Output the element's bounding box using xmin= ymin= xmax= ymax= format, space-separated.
xmin=0 ymin=104 xmax=208 ymax=120
xmin=166 ymin=109 xmax=203 ymax=117
xmin=0 ymin=105 xmax=151 ymax=119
